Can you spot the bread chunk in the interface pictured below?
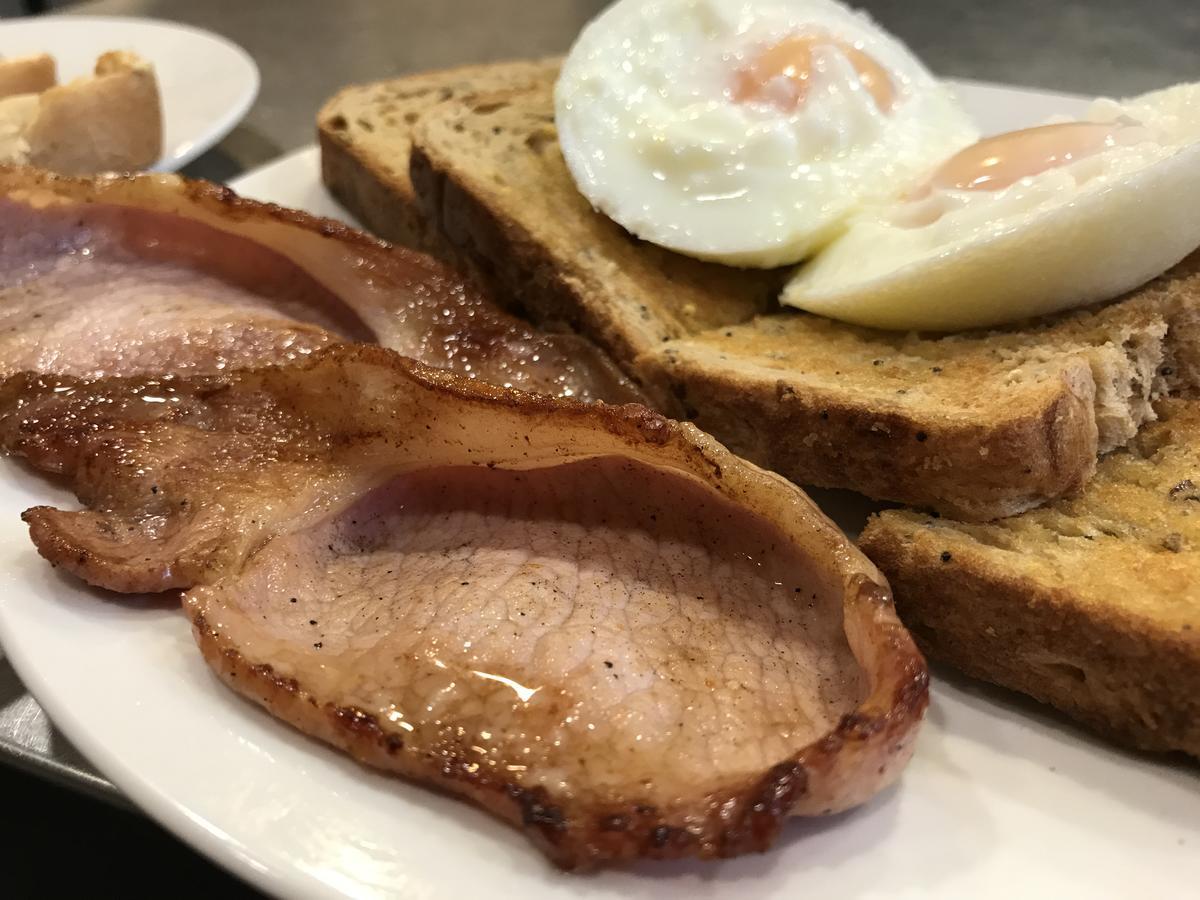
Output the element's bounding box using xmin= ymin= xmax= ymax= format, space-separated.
xmin=27 ymin=51 xmax=163 ymax=174
xmin=0 ymin=53 xmax=56 ymax=99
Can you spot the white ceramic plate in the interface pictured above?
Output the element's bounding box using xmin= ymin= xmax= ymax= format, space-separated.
xmin=0 ymin=81 xmax=1198 ymax=899
xmin=0 ymin=15 xmax=258 ymax=171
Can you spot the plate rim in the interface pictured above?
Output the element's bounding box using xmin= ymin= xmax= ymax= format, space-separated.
xmin=0 ymin=583 xmax=301 ymax=897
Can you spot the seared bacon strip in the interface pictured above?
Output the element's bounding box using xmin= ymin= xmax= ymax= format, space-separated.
xmin=2 ymin=344 xmax=926 ymax=867
xmin=0 ymin=166 xmax=641 ymax=402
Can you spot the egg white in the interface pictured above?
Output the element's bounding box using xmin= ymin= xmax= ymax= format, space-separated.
xmin=555 ymin=0 xmax=978 ymax=268
xmin=782 ymin=83 xmax=1200 ymax=330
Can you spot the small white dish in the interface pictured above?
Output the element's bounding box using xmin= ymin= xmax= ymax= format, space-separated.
xmin=0 ymin=14 xmax=259 ymax=171
xmin=0 ymin=81 xmax=1196 ymax=900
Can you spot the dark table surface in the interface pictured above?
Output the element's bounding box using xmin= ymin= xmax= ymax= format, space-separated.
xmin=5 ymin=0 xmax=1198 ymax=895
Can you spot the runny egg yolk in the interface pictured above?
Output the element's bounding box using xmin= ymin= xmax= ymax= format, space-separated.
xmin=733 ymin=33 xmax=896 ymax=113
xmin=927 ymin=119 xmax=1145 ymax=192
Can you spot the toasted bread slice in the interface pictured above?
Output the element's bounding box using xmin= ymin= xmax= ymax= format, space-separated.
xmin=319 ymin=63 xmax=1200 ymax=518
xmin=318 ymin=59 xmax=560 ymax=253
xmin=860 ymin=399 xmax=1200 ymax=758
xmin=642 ymin=261 xmax=1200 ymax=520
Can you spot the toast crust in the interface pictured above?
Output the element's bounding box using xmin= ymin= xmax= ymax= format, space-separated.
xmin=650 ymin=340 xmax=1098 ymax=520
xmin=409 ymin=128 xmax=677 ymax=402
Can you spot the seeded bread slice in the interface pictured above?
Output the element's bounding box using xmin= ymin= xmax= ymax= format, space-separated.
xmin=859 ymin=398 xmax=1200 ymax=758
xmin=406 ymin=81 xmax=783 ymax=385
xmin=318 ymin=59 xmax=560 ymax=253
xmin=641 ymin=259 xmax=1200 ymax=520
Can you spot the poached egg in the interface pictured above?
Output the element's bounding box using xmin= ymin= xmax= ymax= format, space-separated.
xmin=555 ymin=0 xmax=978 ymax=268
xmin=782 ymin=83 xmax=1200 ymax=330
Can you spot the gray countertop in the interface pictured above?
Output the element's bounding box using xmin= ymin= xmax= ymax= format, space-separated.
xmin=73 ymin=0 xmax=1200 ymax=180
xmin=5 ymin=0 xmax=1200 ymax=803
